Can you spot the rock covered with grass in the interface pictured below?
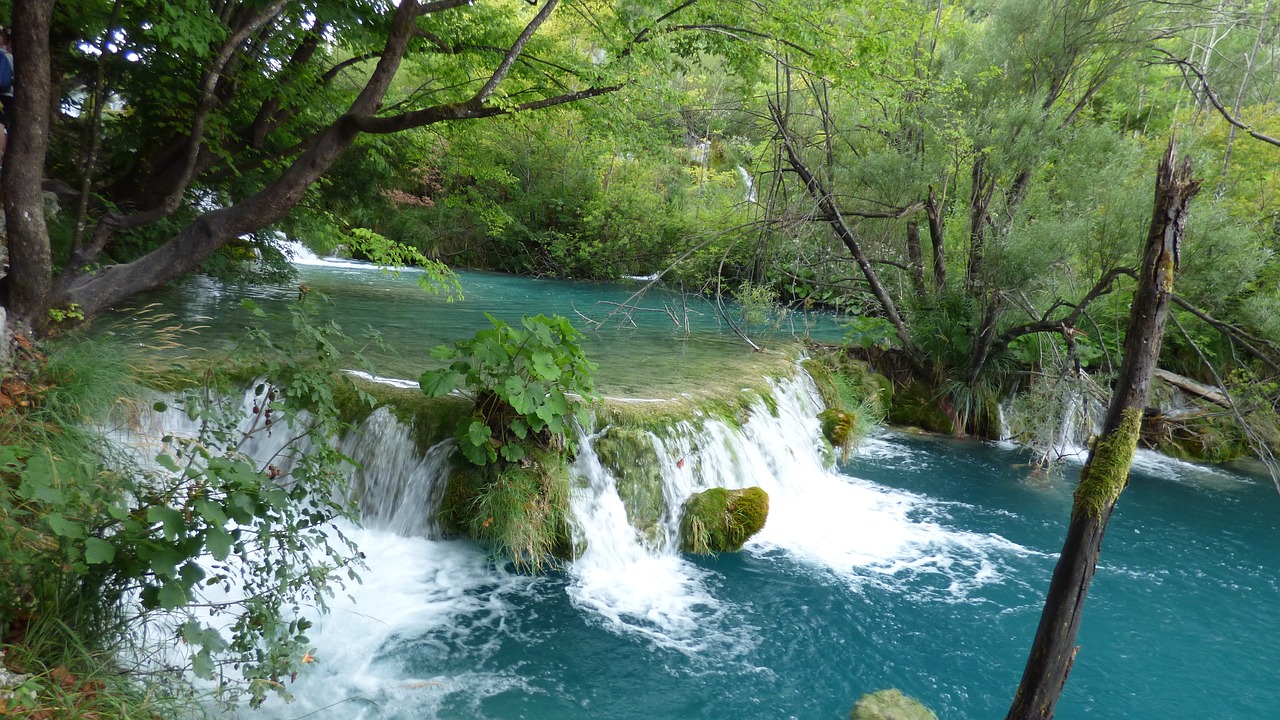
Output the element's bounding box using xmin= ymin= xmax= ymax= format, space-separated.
xmin=849 ymin=689 xmax=937 ymax=720
xmin=679 ymin=486 xmax=769 ymax=554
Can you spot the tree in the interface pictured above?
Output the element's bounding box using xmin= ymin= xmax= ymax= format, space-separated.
xmin=1005 ymin=137 xmax=1200 ymax=720
xmin=4 ymin=0 xmax=726 ymax=330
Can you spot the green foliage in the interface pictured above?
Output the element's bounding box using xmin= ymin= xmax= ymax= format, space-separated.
xmin=344 ymin=228 xmax=463 ymax=300
xmin=679 ymin=486 xmax=769 ymax=554
xmin=0 ymin=295 xmax=377 ymax=710
xmin=46 ymin=303 xmax=85 ymax=325
xmin=420 ymin=314 xmax=598 ymax=466
xmin=843 ymin=316 xmax=899 ymax=351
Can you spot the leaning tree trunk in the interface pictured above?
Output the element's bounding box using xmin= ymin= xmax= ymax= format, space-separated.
xmin=1005 ymin=138 xmax=1199 ymax=720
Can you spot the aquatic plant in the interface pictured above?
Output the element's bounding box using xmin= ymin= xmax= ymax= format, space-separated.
xmin=420 ymin=313 xmax=598 ymax=466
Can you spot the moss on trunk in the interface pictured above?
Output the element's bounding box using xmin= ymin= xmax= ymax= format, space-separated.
xmin=1073 ymin=407 xmax=1142 ymax=522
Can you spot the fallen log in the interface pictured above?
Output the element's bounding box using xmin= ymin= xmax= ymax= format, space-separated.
xmin=1153 ymin=368 xmax=1231 ymax=408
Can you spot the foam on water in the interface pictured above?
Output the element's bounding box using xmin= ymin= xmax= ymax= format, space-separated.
xmin=566 ymin=438 xmax=748 ymax=655
xmin=122 ymin=368 xmax=1046 ymax=716
xmin=246 ymin=527 xmax=537 ymax=719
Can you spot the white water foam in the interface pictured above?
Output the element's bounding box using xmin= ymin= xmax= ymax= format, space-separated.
xmin=245 ymin=527 xmax=537 ymax=720
xmin=119 ymin=367 xmax=1040 ymax=715
xmin=561 ymin=371 xmax=1034 ymax=648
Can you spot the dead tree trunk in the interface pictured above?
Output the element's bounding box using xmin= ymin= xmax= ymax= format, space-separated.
xmin=1005 ymin=138 xmax=1199 ymax=720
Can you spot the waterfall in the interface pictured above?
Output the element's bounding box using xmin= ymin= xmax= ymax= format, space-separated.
xmin=118 ymin=368 xmax=1029 ymax=717
xmin=736 ymin=165 xmax=757 ymax=203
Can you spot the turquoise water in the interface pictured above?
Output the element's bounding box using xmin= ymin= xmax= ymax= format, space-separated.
xmin=131 ymin=257 xmax=1278 ymax=719
xmin=245 ymin=431 xmax=1277 ymax=720
xmin=114 ymin=258 xmax=838 ymax=396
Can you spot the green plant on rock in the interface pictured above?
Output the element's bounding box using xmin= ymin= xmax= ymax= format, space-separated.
xmin=439 ymin=452 xmax=574 ymax=571
xmin=420 ymin=313 xmax=599 ymax=466
xmin=679 ymin=486 xmax=769 ymax=554
xmin=422 ymin=314 xmax=597 ymax=569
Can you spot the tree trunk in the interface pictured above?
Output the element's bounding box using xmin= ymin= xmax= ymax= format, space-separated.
xmin=2 ymin=0 xmax=57 ymax=331
xmin=926 ymin=185 xmax=945 ymax=292
xmin=966 ymin=155 xmax=994 ymax=293
xmin=1004 ymin=138 xmax=1199 ymax=720
xmin=906 ymin=220 xmax=926 ymax=296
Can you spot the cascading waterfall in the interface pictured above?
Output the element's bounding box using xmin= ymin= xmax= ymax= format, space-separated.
xmin=120 ymin=368 xmax=1034 ymax=718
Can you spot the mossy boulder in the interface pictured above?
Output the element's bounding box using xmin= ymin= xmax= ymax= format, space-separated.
xmin=888 ymin=381 xmax=956 ymax=434
xmin=1142 ymin=410 xmax=1251 ymax=463
xmin=849 ymin=689 xmax=937 ymax=720
xmin=437 ymin=451 xmax=574 ymax=569
xmin=819 ymin=408 xmax=857 ymax=460
xmin=679 ymin=486 xmax=769 ymax=554
xmin=593 ymin=427 xmax=666 ymax=544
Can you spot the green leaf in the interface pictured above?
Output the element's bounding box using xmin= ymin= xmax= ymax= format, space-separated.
xmin=46 ymin=513 xmax=86 ymax=539
xmin=156 ymin=454 xmax=181 ymax=472
xmin=466 ymin=420 xmax=492 ymax=448
xmin=195 ymin=499 xmax=228 ymax=525
xmin=85 ymin=538 xmax=116 ymax=564
xmin=240 ymin=298 xmax=267 ymax=317
xmin=499 ymin=443 xmax=526 ymax=462
xmin=509 ymin=417 xmax=529 ymax=440
xmin=157 ymin=582 xmax=188 ymax=610
xmin=206 ymin=526 xmax=233 ymax=561
xmin=530 ymin=350 xmax=559 ymax=380
xmin=419 ymin=369 xmax=463 ymax=397
xmin=192 ymin=650 xmax=215 ymax=680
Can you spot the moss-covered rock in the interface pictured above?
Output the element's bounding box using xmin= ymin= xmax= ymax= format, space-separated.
xmin=819 ymin=408 xmax=857 ymax=459
xmin=888 ymin=381 xmax=956 ymax=434
xmin=593 ymin=427 xmax=666 ymax=544
xmin=1142 ymin=410 xmax=1250 ymax=463
xmin=849 ymin=689 xmax=938 ymax=720
xmin=437 ymin=450 xmax=574 ymax=570
xmin=679 ymin=486 xmax=769 ymax=554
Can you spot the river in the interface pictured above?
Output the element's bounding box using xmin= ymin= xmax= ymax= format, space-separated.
xmin=126 ymin=251 xmax=1278 ymax=719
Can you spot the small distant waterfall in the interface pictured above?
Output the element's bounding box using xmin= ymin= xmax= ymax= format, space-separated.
xmin=736 ymin=165 xmax=757 ymax=203
xmin=1001 ymin=375 xmax=1106 ymax=466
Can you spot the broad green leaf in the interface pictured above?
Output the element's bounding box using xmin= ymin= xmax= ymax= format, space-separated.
xmin=157 ymin=581 xmax=188 ymax=610
xmin=46 ymin=513 xmax=85 ymax=539
xmin=206 ymin=526 xmax=233 ymax=561
xmin=85 ymin=537 xmax=116 ymax=564
xmin=419 ymin=369 xmax=462 ymax=397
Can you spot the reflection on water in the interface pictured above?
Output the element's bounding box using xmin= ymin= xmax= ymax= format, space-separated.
xmin=102 ymin=265 xmax=843 ymax=396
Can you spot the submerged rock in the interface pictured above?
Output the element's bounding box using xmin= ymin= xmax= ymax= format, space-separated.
xmin=593 ymin=427 xmax=666 ymax=544
xmin=849 ymin=689 xmax=938 ymax=720
xmin=679 ymin=486 xmax=769 ymax=554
